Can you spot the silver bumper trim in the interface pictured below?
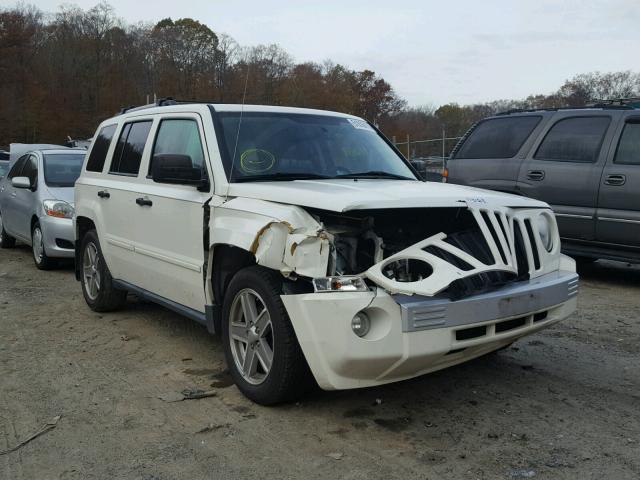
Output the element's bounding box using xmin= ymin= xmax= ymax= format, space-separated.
xmin=395 ymin=271 xmax=578 ymax=332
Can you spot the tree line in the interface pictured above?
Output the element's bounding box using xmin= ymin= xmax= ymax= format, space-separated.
xmin=1 ymin=2 xmax=639 ymax=150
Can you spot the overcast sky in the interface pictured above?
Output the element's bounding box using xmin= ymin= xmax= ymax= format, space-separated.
xmin=19 ymin=0 xmax=640 ymax=106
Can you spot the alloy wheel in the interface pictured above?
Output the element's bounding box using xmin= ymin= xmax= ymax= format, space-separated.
xmin=228 ymin=288 xmax=274 ymax=385
xmin=83 ymin=242 xmax=101 ymax=301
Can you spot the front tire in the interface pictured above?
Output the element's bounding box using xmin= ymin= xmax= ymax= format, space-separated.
xmin=222 ymin=266 xmax=314 ymax=405
xmin=32 ymin=221 xmax=56 ymax=270
xmin=80 ymin=230 xmax=127 ymax=312
xmin=0 ymin=211 xmax=16 ymax=248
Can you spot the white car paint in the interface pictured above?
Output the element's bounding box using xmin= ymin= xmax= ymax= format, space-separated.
xmin=75 ymin=103 xmax=578 ymax=391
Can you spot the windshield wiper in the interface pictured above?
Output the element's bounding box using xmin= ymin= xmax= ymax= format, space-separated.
xmin=233 ymin=172 xmax=333 ymax=183
xmin=334 ymin=170 xmax=415 ymax=180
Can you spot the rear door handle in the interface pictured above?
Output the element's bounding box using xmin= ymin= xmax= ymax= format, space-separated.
xmin=97 ymin=190 xmax=110 ymax=198
xmin=527 ymin=170 xmax=545 ymax=181
xmin=135 ymin=197 xmax=153 ymax=207
xmin=604 ymin=174 xmax=626 ymax=186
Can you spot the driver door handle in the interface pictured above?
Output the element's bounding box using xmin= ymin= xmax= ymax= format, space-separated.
xmin=604 ymin=174 xmax=626 ymax=186
xmin=136 ymin=197 xmax=153 ymax=207
xmin=527 ymin=170 xmax=545 ymax=181
xmin=97 ymin=190 xmax=110 ymax=198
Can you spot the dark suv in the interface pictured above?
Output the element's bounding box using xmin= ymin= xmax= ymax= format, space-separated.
xmin=446 ymin=103 xmax=640 ymax=263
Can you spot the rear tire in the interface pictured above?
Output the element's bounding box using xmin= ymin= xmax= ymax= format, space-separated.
xmin=0 ymin=211 xmax=16 ymax=248
xmin=222 ymin=266 xmax=314 ymax=405
xmin=80 ymin=230 xmax=127 ymax=312
xmin=32 ymin=221 xmax=56 ymax=270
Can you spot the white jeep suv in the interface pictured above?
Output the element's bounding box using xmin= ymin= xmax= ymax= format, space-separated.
xmin=74 ymin=100 xmax=578 ymax=405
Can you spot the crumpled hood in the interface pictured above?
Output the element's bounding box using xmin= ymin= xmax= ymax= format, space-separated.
xmin=227 ymin=179 xmax=548 ymax=212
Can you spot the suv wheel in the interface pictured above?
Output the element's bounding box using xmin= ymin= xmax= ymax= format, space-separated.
xmin=32 ymin=221 xmax=56 ymax=270
xmin=80 ymin=230 xmax=127 ymax=312
xmin=222 ymin=266 xmax=314 ymax=405
xmin=0 ymin=211 xmax=16 ymax=248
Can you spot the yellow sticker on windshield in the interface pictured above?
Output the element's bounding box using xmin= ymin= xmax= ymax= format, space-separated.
xmin=240 ymin=149 xmax=276 ymax=173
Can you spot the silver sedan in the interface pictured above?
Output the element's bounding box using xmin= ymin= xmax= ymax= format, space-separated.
xmin=0 ymin=148 xmax=85 ymax=269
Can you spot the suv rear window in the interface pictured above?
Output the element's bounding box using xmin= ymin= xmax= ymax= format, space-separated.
xmin=534 ymin=116 xmax=610 ymax=163
xmin=86 ymin=124 xmax=117 ymax=172
xmin=454 ymin=116 xmax=541 ymax=159
xmin=110 ymin=121 xmax=152 ymax=175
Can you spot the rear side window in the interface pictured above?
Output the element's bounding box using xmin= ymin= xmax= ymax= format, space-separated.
xmin=614 ymin=121 xmax=640 ymax=165
xmin=110 ymin=121 xmax=152 ymax=175
xmin=86 ymin=124 xmax=117 ymax=172
xmin=150 ymin=119 xmax=205 ymax=174
xmin=454 ymin=116 xmax=541 ymax=159
xmin=535 ymin=116 xmax=610 ymax=163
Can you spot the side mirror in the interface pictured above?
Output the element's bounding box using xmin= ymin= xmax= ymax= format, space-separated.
xmin=151 ymin=154 xmax=208 ymax=189
xmin=11 ymin=176 xmax=31 ymax=189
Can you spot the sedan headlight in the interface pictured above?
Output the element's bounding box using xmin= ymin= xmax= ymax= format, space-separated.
xmin=43 ymin=200 xmax=74 ymax=219
xmin=536 ymin=212 xmax=555 ymax=252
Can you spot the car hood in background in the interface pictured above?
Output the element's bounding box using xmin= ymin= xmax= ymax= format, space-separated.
xmin=44 ymin=185 xmax=75 ymax=205
xmin=226 ymin=179 xmax=548 ymax=212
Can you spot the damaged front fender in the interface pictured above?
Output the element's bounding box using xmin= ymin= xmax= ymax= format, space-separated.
xmin=211 ymin=198 xmax=330 ymax=278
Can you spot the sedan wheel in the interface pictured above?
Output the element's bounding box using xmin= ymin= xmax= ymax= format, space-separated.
xmin=32 ymin=222 xmax=54 ymax=270
xmin=0 ymin=211 xmax=16 ymax=248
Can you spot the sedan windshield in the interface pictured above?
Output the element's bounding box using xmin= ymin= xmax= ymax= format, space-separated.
xmin=0 ymin=161 xmax=8 ymax=178
xmin=43 ymin=153 xmax=85 ymax=187
xmin=214 ymin=112 xmax=416 ymax=182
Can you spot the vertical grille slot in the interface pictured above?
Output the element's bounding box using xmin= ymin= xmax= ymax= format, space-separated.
xmin=480 ymin=211 xmax=508 ymax=265
xmin=523 ymin=219 xmax=541 ymax=270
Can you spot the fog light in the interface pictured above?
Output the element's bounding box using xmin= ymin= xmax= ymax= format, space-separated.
xmin=351 ymin=312 xmax=370 ymax=338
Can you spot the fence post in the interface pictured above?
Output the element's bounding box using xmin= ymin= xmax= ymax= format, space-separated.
xmin=442 ymin=126 xmax=446 ymax=160
xmin=406 ymin=134 xmax=410 ymax=159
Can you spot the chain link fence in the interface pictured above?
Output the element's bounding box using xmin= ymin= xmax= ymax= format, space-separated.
xmin=393 ymin=134 xmax=463 ymax=181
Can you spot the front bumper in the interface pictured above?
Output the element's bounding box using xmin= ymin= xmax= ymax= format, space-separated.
xmin=40 ymin=215 xmax=74 ymax=258
xmin=281 ymin=268 xmax=578 ymax=390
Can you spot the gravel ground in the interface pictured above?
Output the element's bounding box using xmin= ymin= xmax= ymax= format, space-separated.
xmin=1 ymin=245 xmax=639 ymax=479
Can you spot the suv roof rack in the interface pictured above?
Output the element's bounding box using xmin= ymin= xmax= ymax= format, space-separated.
xmin=496 ymin=102 xmax=638 ymax=116
xmin=587 ymin=97 xmax=640 ymax=108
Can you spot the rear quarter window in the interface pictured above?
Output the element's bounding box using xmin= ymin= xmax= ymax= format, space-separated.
xmin=86 ymin=124 xmax=117 ymax=172
xmin=454 ymin=116 xmax=541 ymax=159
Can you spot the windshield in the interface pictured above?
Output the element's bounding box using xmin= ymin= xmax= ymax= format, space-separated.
xmin=213 ymin=112 xmax=416 ymax=182
xmin=0 ymin=162 xmax=8 ymax=178
xmin=43 ymin=153 xmax=85 ymax=187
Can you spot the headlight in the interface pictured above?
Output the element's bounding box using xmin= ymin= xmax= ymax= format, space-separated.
xmin=43 ymin=200 xmax=74 ymax=219
xmin=536 ymin=213 xmax=554 ymax=252
xmin=312 ymin=276 xmax=368 ymax=293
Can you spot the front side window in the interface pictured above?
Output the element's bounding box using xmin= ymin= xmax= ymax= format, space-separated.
xmin=150 ymin=119 xmax=205 ymax=174
xmin=86 ymin=124 xmax=117 ymax=172
xmin=454 ymin=116 xmax=542 ymax=159
xmin=20 ymin=156 xmax=38 ymax=187
xmin=214 ymin=112 xmax=416 ymax=182
xmin=534 ymin=116 xmax=610 ymax=163
xmin=110 ymin=121 xmax=152 ymax=175
xmin=614 ymin=121 xmax=640 ymax=165
xmin=44 ymin=154 xmax=85 ymax=187
xmin=8 ymin=156 xmax=28 ymax=179
xmin=0 ymin=162 xmax=8 ymax=178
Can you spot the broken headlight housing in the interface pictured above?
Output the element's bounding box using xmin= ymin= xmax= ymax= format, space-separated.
xmin=312 ymin=276 xmax=368 ymax=293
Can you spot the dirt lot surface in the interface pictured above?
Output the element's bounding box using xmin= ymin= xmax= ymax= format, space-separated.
xmin=1 ymin=246 xmax=639 ymax=480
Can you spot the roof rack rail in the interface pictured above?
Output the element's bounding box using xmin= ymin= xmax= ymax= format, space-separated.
xmin=117 ymin=97 xmax=226 ymax=115
xmin=496 ymin=103 xmax=637 ymax=116
xmin=587 ymin=97 xmax=640 ymax=108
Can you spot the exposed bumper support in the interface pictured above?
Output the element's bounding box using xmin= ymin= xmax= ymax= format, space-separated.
xmin=396 ymin=270 xmax=579 ymax=332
